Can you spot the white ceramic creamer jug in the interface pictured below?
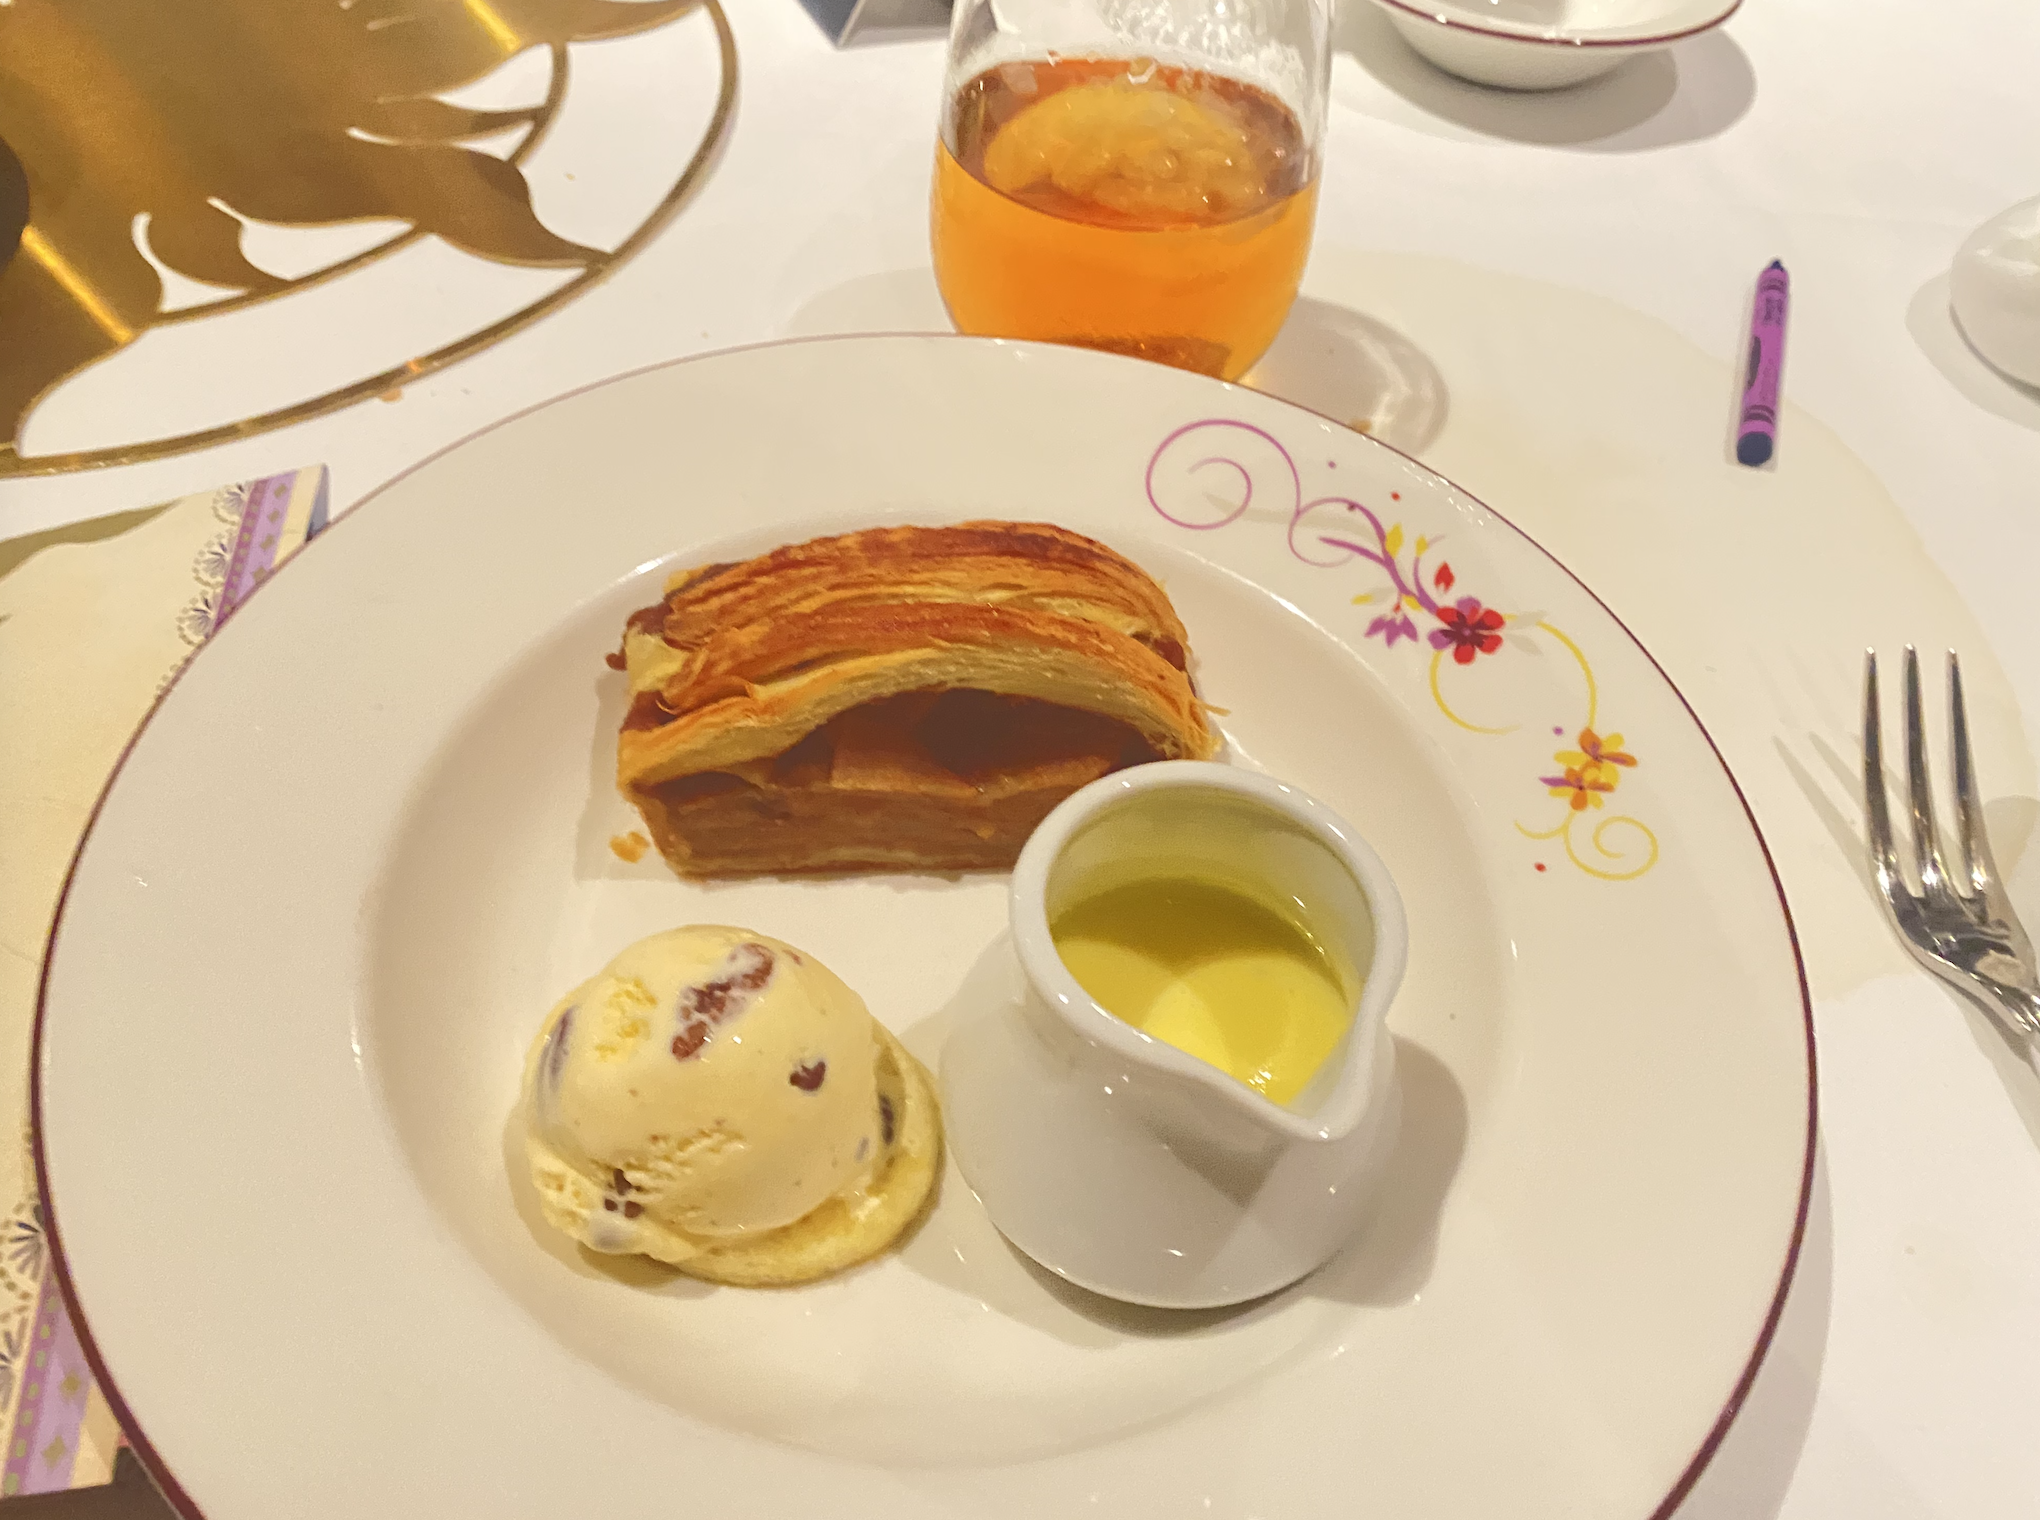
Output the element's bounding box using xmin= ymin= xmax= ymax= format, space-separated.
xmin=942 ymin=762 xmax=1406 ymax=1308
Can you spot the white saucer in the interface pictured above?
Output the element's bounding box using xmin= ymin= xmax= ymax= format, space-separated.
xmin=1371 ymin=0 xmax=1741 ymax=90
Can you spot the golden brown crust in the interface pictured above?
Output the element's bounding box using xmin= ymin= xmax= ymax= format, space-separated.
xmin=615 ymin=522 xmax=1214 ymax=792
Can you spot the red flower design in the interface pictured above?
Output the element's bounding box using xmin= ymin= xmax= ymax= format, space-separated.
xmin=1434 ymin=562 xmax=1455 ymax=593
xmin=1429 ymin=597 xmax=1505 ymax=665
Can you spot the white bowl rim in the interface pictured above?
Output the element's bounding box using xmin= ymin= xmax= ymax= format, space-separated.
xmin=1371 ymin=0 xmax=1742 ymax=49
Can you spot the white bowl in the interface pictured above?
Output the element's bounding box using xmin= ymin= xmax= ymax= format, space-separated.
xmin=1951 ymin=194 xmax=2040 ymax=390
xmin=1370 ymin=0 xmax=1741 ymax=91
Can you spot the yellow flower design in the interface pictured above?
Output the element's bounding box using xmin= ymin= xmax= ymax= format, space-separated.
xmin=1552 ymin=728 xmax=1637 ymax=789
xmin=1543 ymin=765 xmax=1615 ymax=812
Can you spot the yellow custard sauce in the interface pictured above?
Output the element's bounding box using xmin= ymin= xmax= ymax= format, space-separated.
xmin=1050 ymin=877 xmax=1353 ymax=1105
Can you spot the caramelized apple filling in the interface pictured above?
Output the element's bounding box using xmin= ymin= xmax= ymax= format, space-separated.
xmin=635 ymin=689 xmax=1162 ymax=875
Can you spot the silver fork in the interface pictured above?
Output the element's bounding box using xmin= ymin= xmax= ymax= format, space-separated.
xmin=1864 ymin=648 xmax=2040 ymax=1069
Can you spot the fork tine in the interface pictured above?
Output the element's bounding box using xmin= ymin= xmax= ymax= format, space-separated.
xmin=1863 ymin=651 xmax=1902 ymax=894
xmin=1948 ymin=651 xmax=1999 ymax=896
xmin=1868 ymin=651 xmax=2040 ymax=1068
xmin=1902 ymin=646 xmax=1952 ymax=897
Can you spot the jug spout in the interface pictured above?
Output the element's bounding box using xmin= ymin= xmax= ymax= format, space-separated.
xmin=1125 ymin=1014 xmax=1401 ymax=1196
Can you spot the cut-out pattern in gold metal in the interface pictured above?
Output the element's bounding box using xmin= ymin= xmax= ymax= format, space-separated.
xmin=0 ymin=0 xmax=736 ymax=478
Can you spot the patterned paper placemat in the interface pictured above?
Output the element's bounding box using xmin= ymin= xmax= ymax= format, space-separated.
xmin=0 ymin=467 xmax=329 ymax=1497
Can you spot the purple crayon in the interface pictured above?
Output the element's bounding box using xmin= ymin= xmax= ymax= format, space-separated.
xmin=1736 ymin=260 xmax=1789 ymax=467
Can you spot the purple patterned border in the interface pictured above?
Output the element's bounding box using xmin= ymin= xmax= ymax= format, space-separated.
xmin=7 ymin=465 xmax=330 ymax=1502
xmin=215 ymin=469 xmax=327 ymax=627
xmin=2 ymin=1278 xmax=89 ymax=1496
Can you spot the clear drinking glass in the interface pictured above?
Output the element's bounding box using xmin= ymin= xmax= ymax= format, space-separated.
xmin=930 ymin=0 xmax=1332 ymax=382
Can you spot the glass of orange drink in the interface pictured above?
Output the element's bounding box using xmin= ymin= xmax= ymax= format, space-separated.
xmin=931 ymin=0 xmax=1332 ymax=383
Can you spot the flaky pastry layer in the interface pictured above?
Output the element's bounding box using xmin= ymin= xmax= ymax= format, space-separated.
xmin=614 ymin=522 xmax=1216 ymax=794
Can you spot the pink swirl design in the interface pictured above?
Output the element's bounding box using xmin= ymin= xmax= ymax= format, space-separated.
xmin=1145 ymin=419 xmax=1296 ymax=530
xmin=1145 ymin=417 xmax=1443 ymax=602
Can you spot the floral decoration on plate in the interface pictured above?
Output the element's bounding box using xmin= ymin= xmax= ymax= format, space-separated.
xmin=1146 ymin=419 xmax=1657 ymax=881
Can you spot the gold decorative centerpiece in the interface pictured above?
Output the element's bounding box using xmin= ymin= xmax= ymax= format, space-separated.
xmin=0 ymin=0 xmax=736 ymax=477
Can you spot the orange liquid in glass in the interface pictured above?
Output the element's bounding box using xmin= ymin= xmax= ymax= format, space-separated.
xmin=932 ymin=58 xmax=1319 ymax=381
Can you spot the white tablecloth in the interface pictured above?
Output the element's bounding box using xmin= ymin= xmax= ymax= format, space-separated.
xmin=3 ymin=2 xmax=2038 ymax=1514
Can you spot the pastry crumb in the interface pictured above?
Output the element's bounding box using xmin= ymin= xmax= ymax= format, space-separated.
xmin=610 ymin=831 xmax=651 ymax=863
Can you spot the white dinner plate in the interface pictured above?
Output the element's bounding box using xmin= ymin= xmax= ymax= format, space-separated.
xmin=36 ymin=335 xmax=1813 ymax=1520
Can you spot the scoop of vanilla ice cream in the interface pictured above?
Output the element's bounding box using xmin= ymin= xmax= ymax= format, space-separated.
xmin=521 ymin=926 xmax=884 ymax=1263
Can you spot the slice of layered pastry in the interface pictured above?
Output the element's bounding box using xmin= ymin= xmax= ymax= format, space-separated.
xmin=612 ymin=522 xmax=1218 ymax=876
